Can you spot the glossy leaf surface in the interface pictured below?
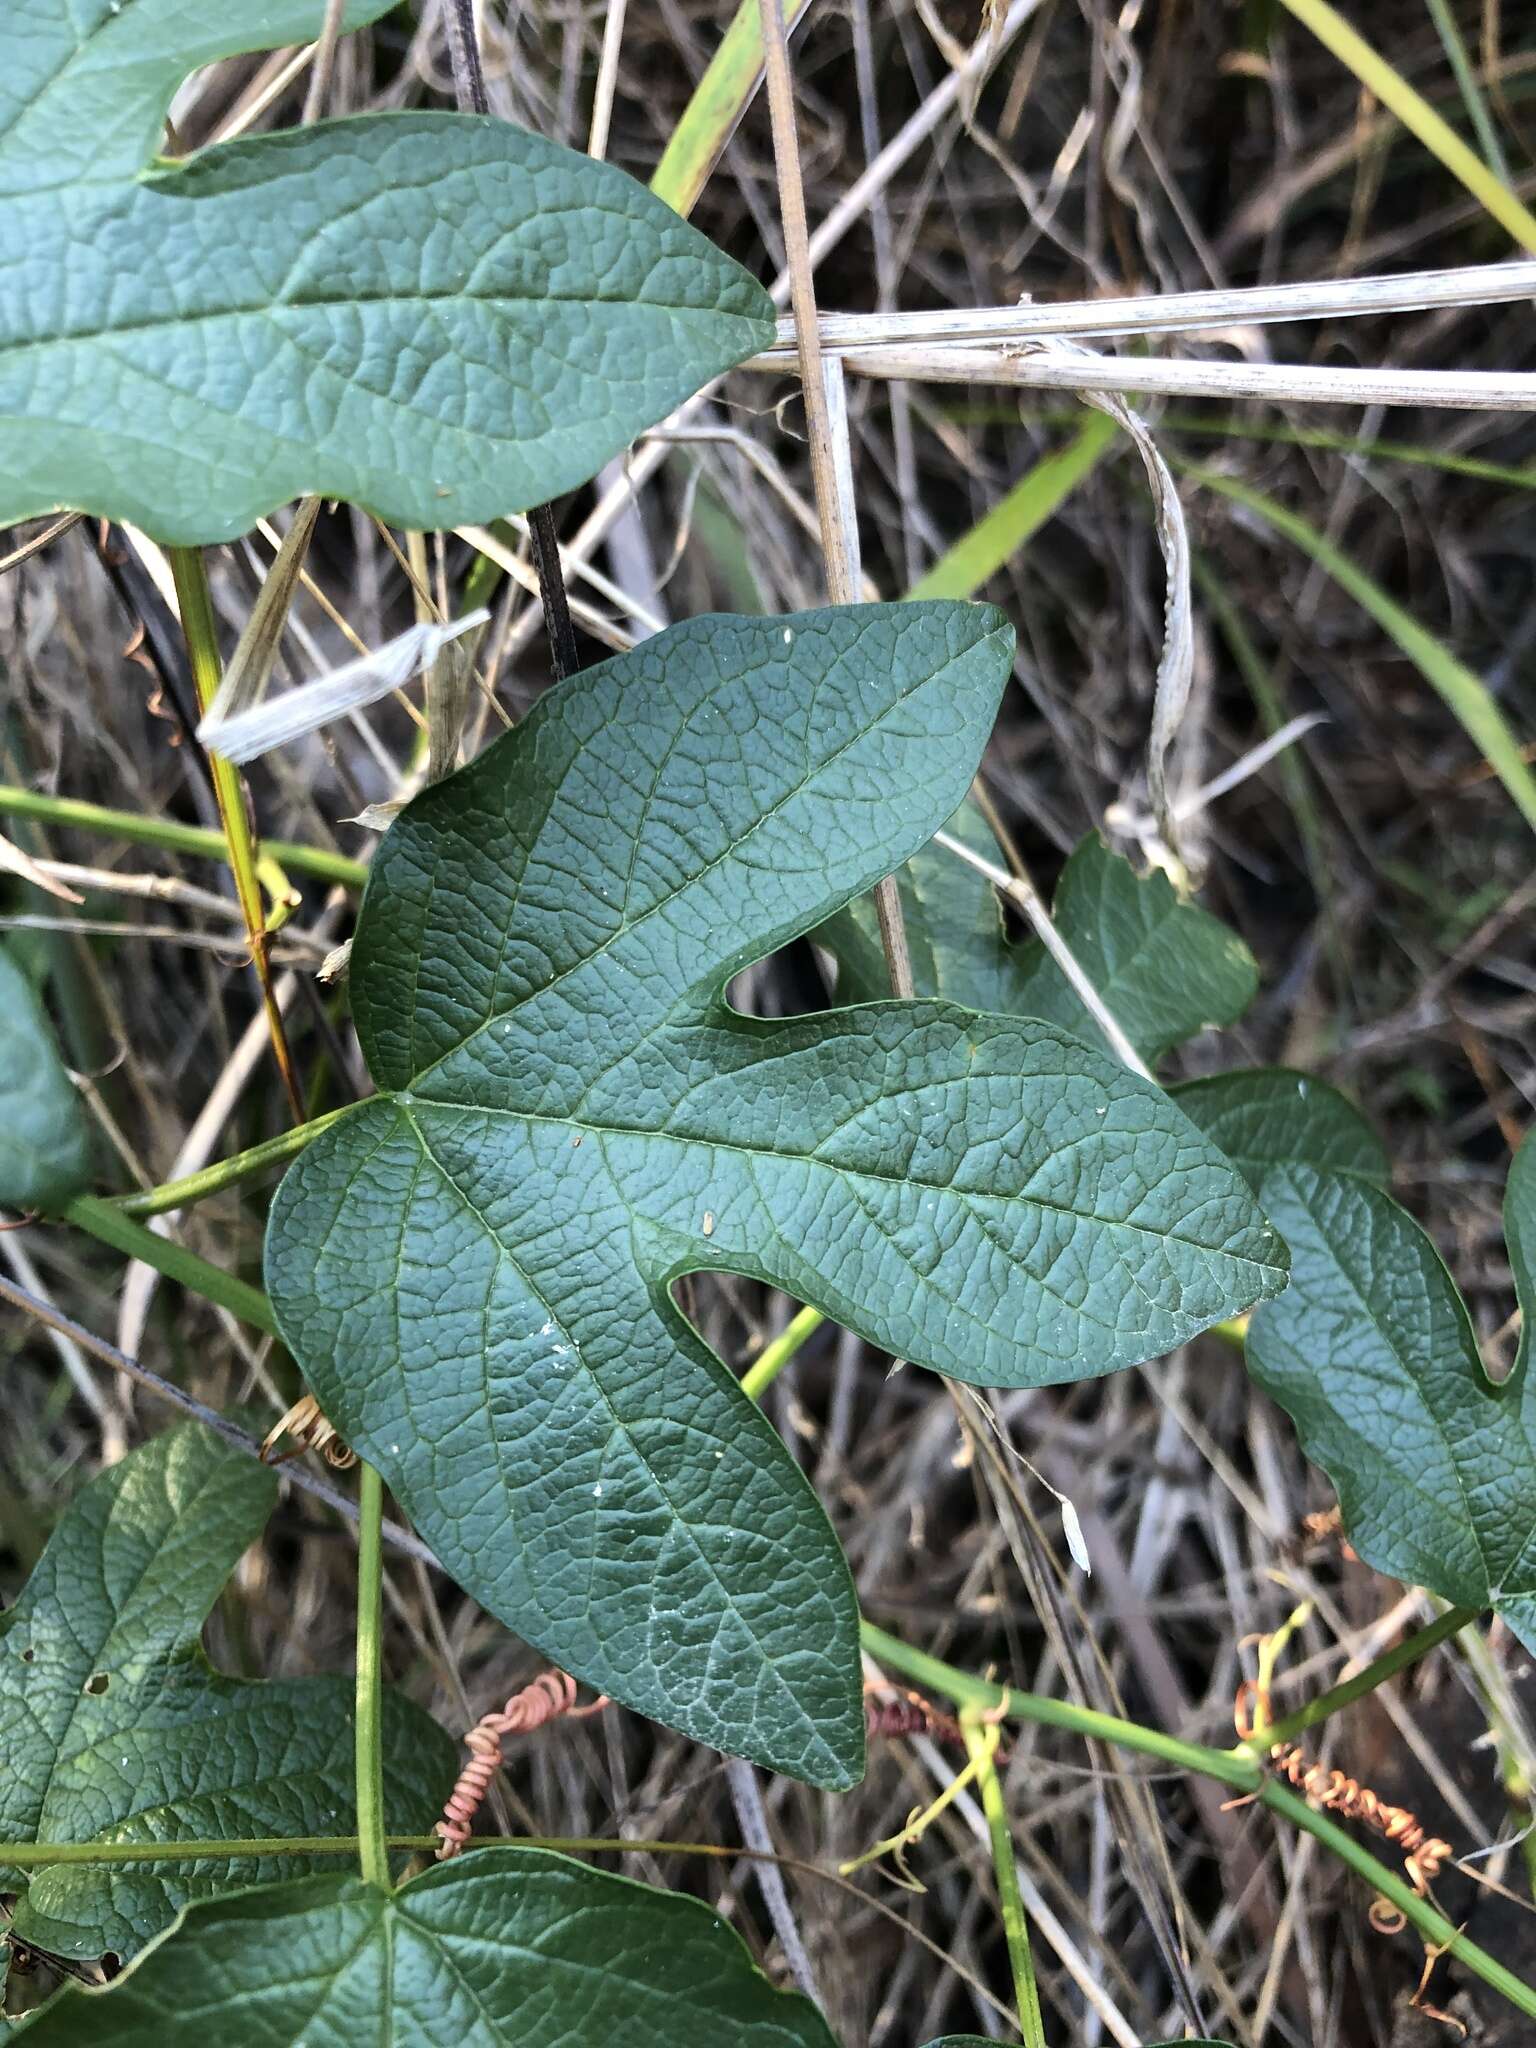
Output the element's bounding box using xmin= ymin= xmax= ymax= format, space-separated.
xmin=13 ymin=1848 xmax=838 ymax=2046
xmin=0 ymin=1426 xmax=455 ymax=1959
xmin=1 ymin=1 xmax=774 ymax=541
xmin=821 ymin=807 xmax=1257 ymax=1062
xmin=0 ymin=946 xmax=92 ymax=1212
xmin=266 ymin=603 xmax=1287 ymax=1785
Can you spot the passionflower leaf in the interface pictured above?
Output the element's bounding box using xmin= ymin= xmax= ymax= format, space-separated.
xmin=820 ymin=804 xmax=1258 ymax=1063
xmin=11 ymin=1847 xmax=838 ymax=2045
xmin=265 ymin=602 xmax=1288 ymax=1787
xmin=1180 ymin=1075 xmax=1536 ymax=1647
xmin=0 ymin=1425 xmax=455 ymax=1960
xmin=0 ymin=945 xmax=92 ymax=1212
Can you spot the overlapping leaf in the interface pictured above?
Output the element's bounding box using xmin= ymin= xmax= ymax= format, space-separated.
xmin=820 ymin=804 xmax=1257 ymax=1062
xmin=13 ymin=1848 xmax=838 ymax=2045
xmin=0 ymin=1425 xmax=455 ymax=1960
xmin=1 ymin=0 xmax=774 ymax=542
xmin=266 ymin=602 xmax=1288 ymax=1787
xmin=1179 ymin=1074 xmax=1536 ymax=1647
xmin=0 ymin=945 xmax=92 ymax=1212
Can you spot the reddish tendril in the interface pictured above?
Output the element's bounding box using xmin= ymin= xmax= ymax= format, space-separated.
xmin=1234 ymin=1678 xmax=1451 ymax=1919
xmin=863 ymin=1682 xmax=971 ymax=1752
xmin=435 ymin=1670 xmax=602 ymax=1858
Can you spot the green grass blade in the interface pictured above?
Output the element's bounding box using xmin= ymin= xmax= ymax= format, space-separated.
xmin=1423 ymin=0 xmax=1511 ymax=178
xmin=908 ymin=415 xmax=1118 ymax=600
xmin=1276 ymin=0 xmax=1536 ymax=250
xmin=1191 ymin=468 xmax=1536 ymax=836
xmin=650 ymin=0 xmax=811 ymax=217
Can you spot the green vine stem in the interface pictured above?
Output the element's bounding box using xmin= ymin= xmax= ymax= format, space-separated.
xmin=1249 ymin=1603 xmax=1478 ymax=1752
xmin=355 ymin=1460 xmax=390 ymax=1889
xmin=861 ymin=1622 xmax=1536 ymax=2023
xmin=4 ymin=1619 xmax=1532 ymax=2019
xmin=964 ymin=1719 xmax=1047 ymax=2047
xmin=114 ymin=1109 xmax=354 ymax=1219
xmin=167 ymin=546 xmax=304 ymax=1121
xmin=739 ymin=1303 xmax=825 ymax=1399
xmin=59 ymin=1195 xmax=276 ymax=1334
xmin=35 ymin=1205 xmax=1531 ymax=2012
xmin=0 ymin=782 xmax=369 ymax=888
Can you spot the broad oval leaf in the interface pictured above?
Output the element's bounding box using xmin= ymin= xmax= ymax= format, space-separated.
xmin=820 ymin=806 xmax=1258 ymax=1063
xmin=0 ymin=1425 xmax=456 ymax=1959
xmin=1172 ymin=1068 xmax=1390 ymax=1189
xmin=1180 ymin=1076 xmax=1536 ymax=1649
xmin=1 ymin=2 xmax=774 ymax=541
xmin=0 ymin=945 xmax=92 ymax=1212
xmin=265 ymin=602 xmax=1287 ymax=1785
xmin=13 ymin=1848 xmax=838 ymax=2046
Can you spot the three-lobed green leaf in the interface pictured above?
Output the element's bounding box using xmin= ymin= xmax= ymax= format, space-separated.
xmin=265 ymin=601 xmax=1287 ymax=1788
xmin=1179 ymin=1073 xmax=1536 ymax=1647
xmin=0 ymin=1425 xmax=456 ymax=1959
xmin=820 ymin=802 xmax=1258 ymax=1063
xmin=13 ymin=1848 xmax=838 ymax=2046
xmin=1 ymin=0 xmax=774 ymax=542
xmin=0 ymin=945 xmax=92 ymax=1212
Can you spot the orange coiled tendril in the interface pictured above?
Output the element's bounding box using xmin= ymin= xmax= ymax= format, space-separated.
xmin=1234 ymin=1677 xmax=1451 ymax=1925
xmin=435 ymin=1670 xmax=600 ymax=1858
xmin=863 ymin=1683 xmax=968 ymax=1750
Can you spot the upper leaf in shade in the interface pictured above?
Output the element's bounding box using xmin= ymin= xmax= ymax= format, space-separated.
xmin=0 ymin=946 xmax=92 ymax=1213
xmin=819 ymin=805 xmax=1258 ymax=1063
xmin=265 ymin=602 xmax=1287 ymax=1788
xmin=0 ymin=1425 xmax=456 ymax=1960
xmin=0 ymin=1 xmax=774 ymax=542
xmin=1179 ymin=1079 xmax=1536 ymax=1650
xmin=1172 ymin=1068 xmax=1390 ymax=1188
xmin=13 ymin=1848 xmax=839 ymax=2047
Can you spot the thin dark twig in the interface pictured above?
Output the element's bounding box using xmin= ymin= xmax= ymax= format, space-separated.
xmin=439 ymin=0 xmax=580 ymax=682
xmin=524 ymin=503 xmax=582 ymax=680
xmin=0 ymin=1274 xmax=437 ymax=1567
xmin=442 ymin=0 xmax=491 ymax=113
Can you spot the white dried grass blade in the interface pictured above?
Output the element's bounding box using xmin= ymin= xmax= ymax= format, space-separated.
xmin=199 ymin=497 xmax=321 ymax=732
xmin=197 ymin=611 xmax=489 ymax=764
xmin=753 ymin=257 xmax=1536 ymax=355
xmin=0 ymin=832 xmax=84 ymax=904
xmin=829 ymin=348 xmax=1536 ymax=410
xmin=1017 ymin=338 xmax=1194 ymax=868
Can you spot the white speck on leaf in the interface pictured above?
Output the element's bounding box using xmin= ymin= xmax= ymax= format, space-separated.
xmin=702 ymin=1211 xmax=714 ymax=1236
xmin=593 ymin=1482 xmax=603 ymax=1498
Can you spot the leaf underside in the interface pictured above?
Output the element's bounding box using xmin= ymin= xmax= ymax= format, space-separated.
xmin=1180 ymin=1076 xmax=1536 ymax=1647
xmin=1 ymin=1 xmax=774 ymax=541
xmin=266 ymin=602 xmax=1288 ymax=1785
xmin=13 ymin=1848 xmax=838 ymax=2046
xmin=0 ymin=1426 xmax=455 ymax=1960
xmin=0 ymin=945 xmax=92 ymax=1212
xmin=820 ymin=802 xmax=1259 ymax=1064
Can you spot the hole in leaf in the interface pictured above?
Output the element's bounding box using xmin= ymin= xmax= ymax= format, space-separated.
xmin=19 ymin=1647 xmax=33 ymax=1663
xmin=84 ymin=1671 xmax=109 ymax=1695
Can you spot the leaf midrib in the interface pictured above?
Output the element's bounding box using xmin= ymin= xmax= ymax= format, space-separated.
xmin=2 ymin=285 xmax=758 ymax=359
xmin=400 ymin=1105 xmax=848 ymax=1782
xmin=400 ymin=1090 xmax=1282 ymax=1269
